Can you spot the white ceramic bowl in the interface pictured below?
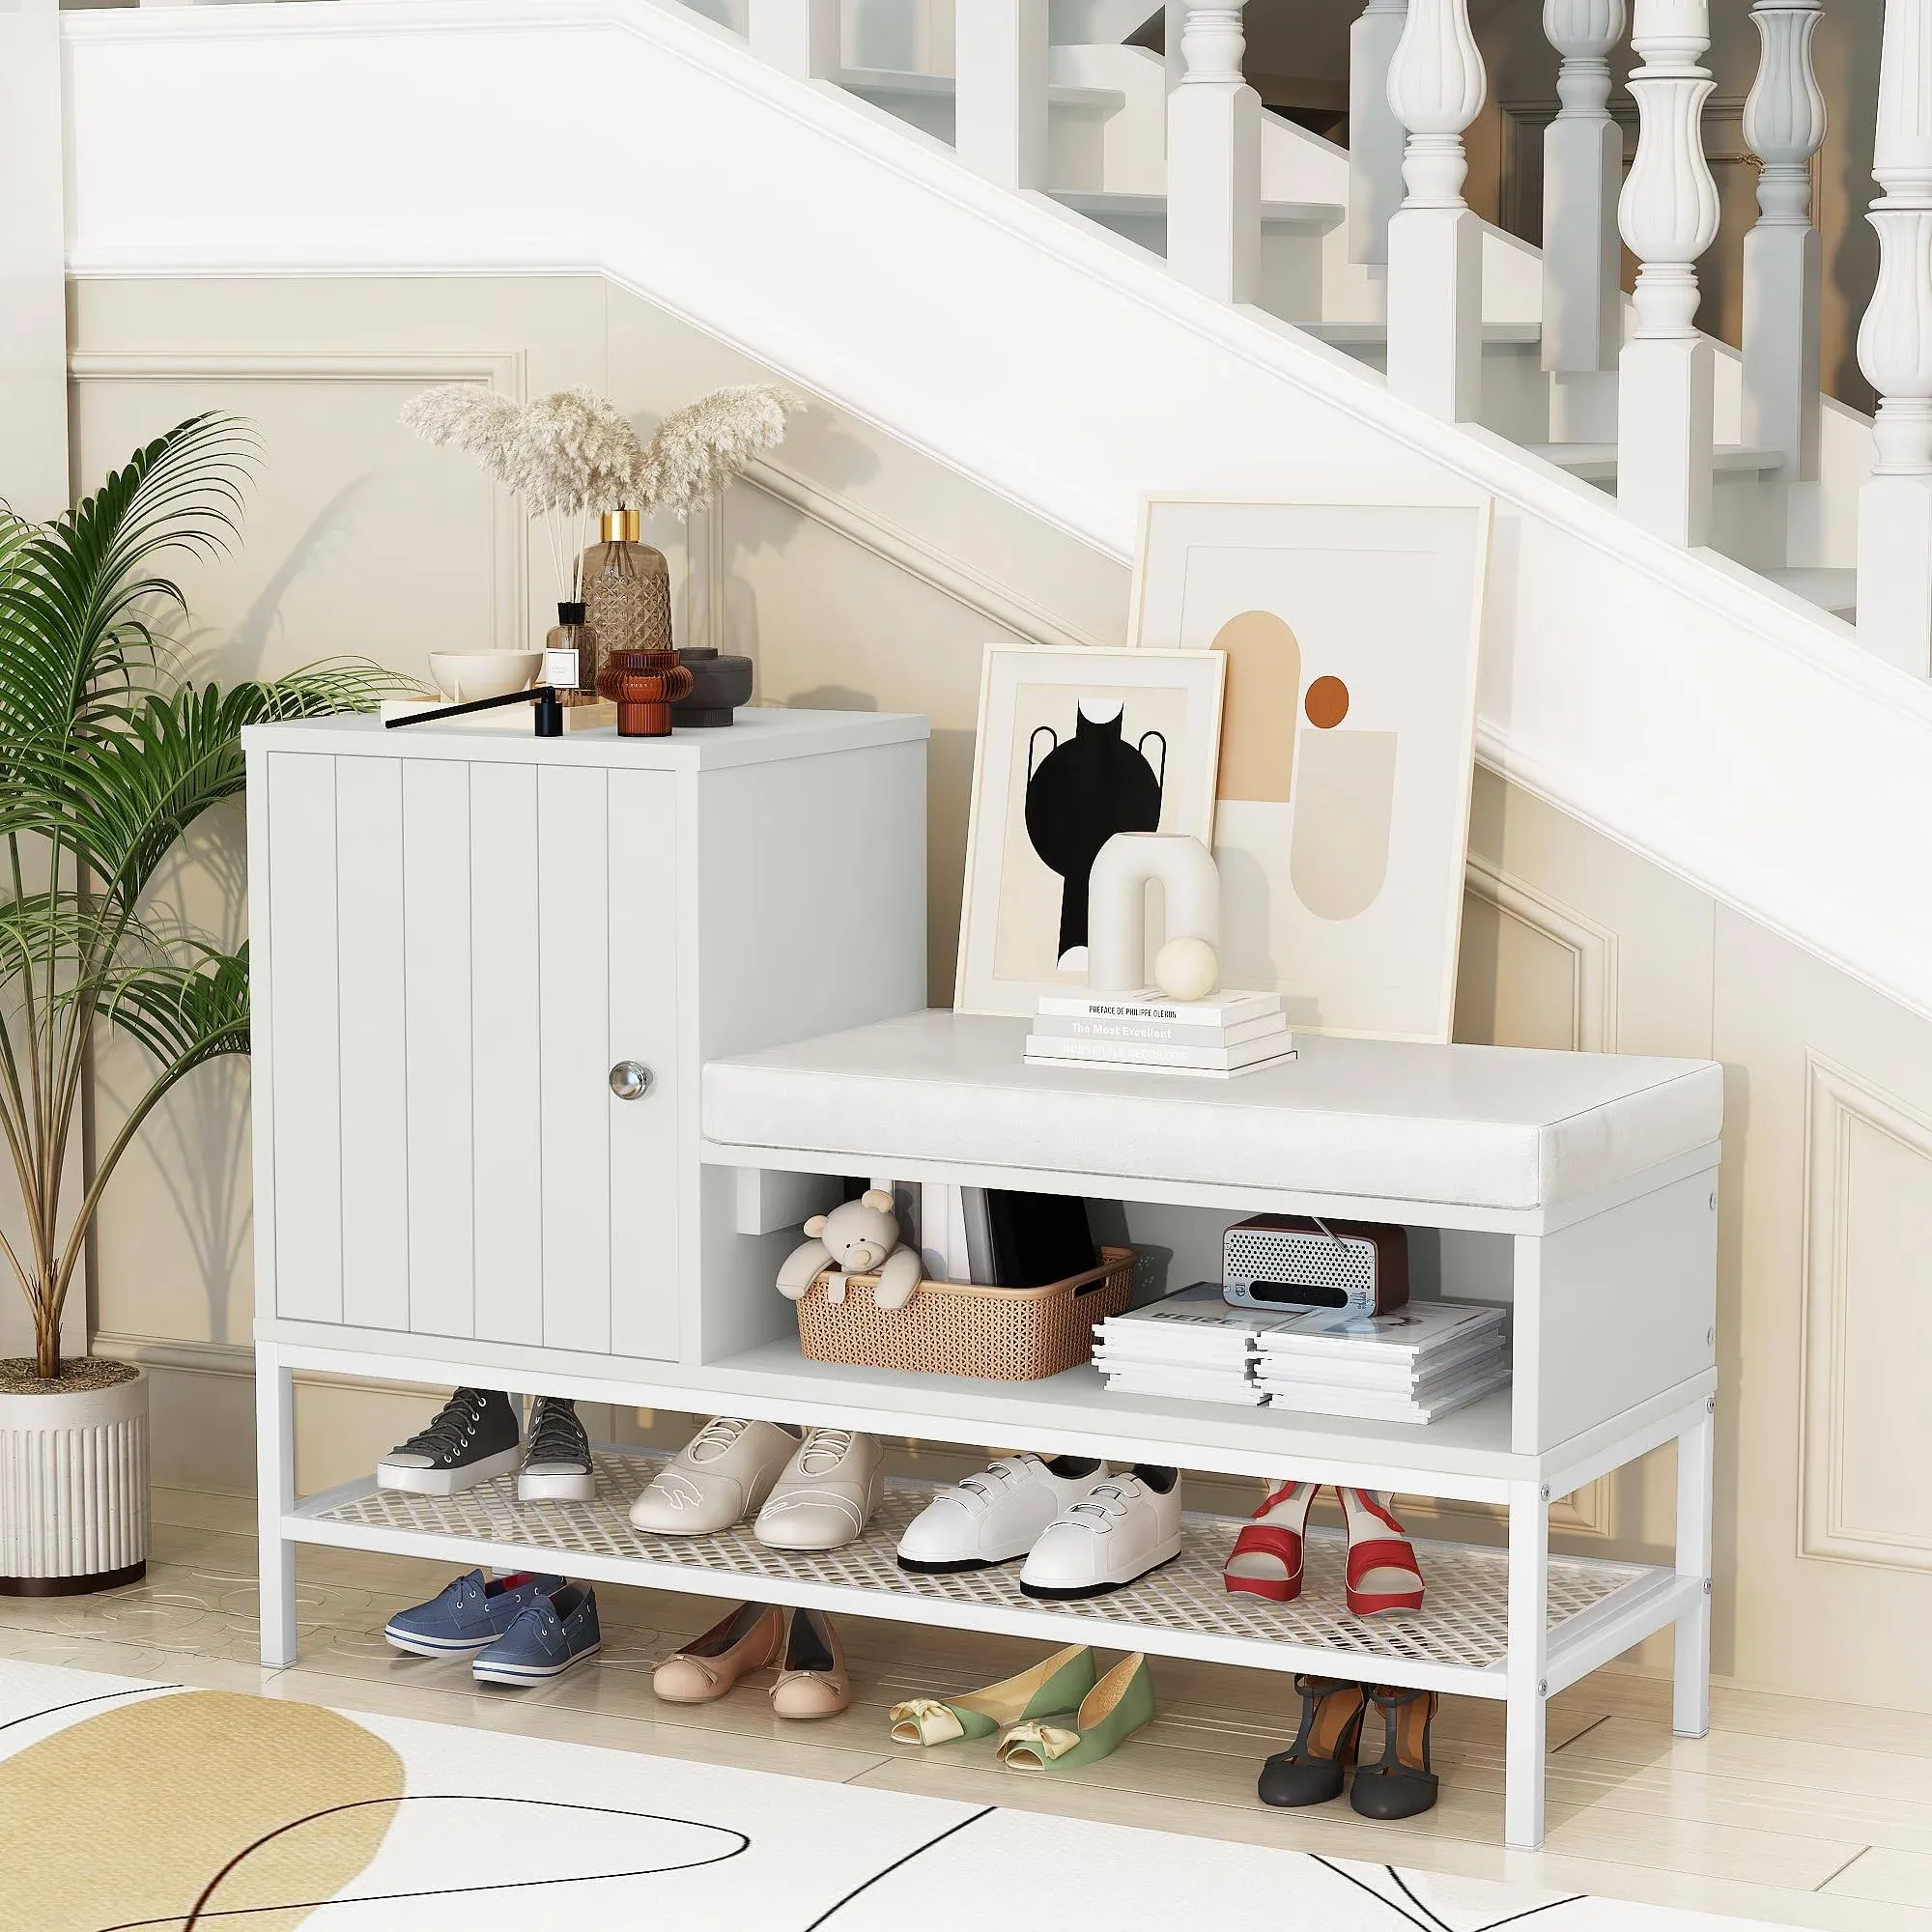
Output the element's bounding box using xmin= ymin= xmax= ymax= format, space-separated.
xmin=427 ymin=649 xmax=543 ymax=703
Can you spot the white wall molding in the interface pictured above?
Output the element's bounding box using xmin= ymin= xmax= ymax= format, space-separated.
xmin=742 ymin=454 xmax=1113 ymax=649
xmin=1799 ymin=1050 xmax=1932 ymax=1574
xmin=58 ymin=0 xmax=1932 ymax=1035
xmin=1464 ymin=853 xmax=1622 ymax=1055
xmin=68 ymin=347 xmax=528 ymax=654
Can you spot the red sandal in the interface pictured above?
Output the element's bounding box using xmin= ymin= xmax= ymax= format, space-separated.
xmin=1224 ymin=1480 xmax=1317 ymax=1603
xmin=1341 ymin=1488 xmax=1425 ymax=1616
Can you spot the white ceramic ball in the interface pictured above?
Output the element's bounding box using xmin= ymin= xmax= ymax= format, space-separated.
xmin=1153 ymin=936 xmax=1219 ymax=1002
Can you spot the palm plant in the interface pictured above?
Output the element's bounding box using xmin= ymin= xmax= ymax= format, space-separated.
xmin=0 ymin=412 xmax=394 ymax=1381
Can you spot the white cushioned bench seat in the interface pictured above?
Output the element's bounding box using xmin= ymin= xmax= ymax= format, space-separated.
xmin=701 ymin=1010 xmax=1722 ymax=1213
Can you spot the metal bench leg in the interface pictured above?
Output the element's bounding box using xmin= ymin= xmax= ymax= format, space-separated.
xmin=256 ymin=1340 xmax=298 ymax=1668
xmin=1673 ymin=1397 xmax=1715 ymax=1739
xmin=1504 ymin=1477 xmax=1548 ymax=1850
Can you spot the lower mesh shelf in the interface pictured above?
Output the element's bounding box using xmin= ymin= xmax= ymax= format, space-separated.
xmin=303 ymin=1448 xmax=1649 ymax=1677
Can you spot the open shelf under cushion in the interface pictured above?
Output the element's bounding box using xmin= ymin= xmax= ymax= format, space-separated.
xmin=293 ymin=1447 xmax=1677 ymax=1698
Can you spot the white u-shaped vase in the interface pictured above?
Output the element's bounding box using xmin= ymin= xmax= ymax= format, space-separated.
xmin=1085 ymin=833 xmax=1222 ymax=995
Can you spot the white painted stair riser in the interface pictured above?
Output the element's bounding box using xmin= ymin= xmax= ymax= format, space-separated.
xmin=0 ymin=1371 xmax=150 ymax=1585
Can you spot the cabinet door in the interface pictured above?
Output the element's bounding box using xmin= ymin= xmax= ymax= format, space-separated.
xmin=262 ymin=752 xmax=679 ymax=1360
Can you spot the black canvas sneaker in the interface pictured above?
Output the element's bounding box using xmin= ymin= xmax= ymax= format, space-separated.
xmin=377 ymin=1387 xmax=522 ymax=1495
xmin=517 ymin=1396 xmax=595 ymax=1503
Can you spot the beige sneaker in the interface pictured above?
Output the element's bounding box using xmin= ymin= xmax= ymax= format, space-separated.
xmin=629 ymin=1416 xmax=798 ymax=1536
xmin=753 ymin=1428 xmax=886 ymax=1550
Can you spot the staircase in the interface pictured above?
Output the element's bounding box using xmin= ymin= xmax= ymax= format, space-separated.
xmin=788 ymin=2 xmax=1869 ymax=595
xmin=53 ymin=0 xmax=1932 ymax=1023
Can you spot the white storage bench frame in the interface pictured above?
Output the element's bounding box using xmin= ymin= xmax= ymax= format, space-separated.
xmin=253 ymin=952 xmax=1719 ymax=1852
xmin=690 ymin=1009 xmax=1722 ymax=1851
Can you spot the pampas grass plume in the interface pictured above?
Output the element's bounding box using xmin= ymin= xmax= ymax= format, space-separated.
xmin=637 ymin=384 xmax=799 ymax=519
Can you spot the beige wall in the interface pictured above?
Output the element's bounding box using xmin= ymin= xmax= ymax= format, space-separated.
xmin=68 ymin=270 xmax=1932 ymax=1711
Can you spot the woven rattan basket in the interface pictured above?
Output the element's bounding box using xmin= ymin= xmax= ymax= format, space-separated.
xmin=794 ymin=1247 xmax=1137 ymax=1381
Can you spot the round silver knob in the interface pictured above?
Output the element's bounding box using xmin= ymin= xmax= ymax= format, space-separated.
xmin=609 ymin=1060 xmax=654 ymax=1101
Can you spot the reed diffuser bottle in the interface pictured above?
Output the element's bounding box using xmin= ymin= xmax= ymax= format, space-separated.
xmin=580 ymin=508 xmax=673 ymax=663
xmin=542 ymin=602 xmax=601 ymax=704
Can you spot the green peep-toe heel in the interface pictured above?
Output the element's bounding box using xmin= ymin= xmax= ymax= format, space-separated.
xmin=994 ymin=1652 xmax=1154 ymax=1773
xmin=889 ymin=1641 xmax=1095 ymax=1747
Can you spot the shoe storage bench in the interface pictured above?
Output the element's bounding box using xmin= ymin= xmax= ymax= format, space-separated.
xmin=247 ymin=724 xmax=1720 ymax=1855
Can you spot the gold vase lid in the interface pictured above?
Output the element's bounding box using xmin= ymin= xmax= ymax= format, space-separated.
xmin=601 ymin=507 xmax=642 ymax=543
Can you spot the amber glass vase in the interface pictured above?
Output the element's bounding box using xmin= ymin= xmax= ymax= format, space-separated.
xmin=580 ymin=509 xmax=672 ymax=672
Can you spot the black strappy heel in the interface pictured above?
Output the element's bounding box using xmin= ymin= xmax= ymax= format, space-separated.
xmin=1257 ymin=1675 xmax=1368 ymax=1807
xmin=1350 ymin=1684 xmax=1440 ymax=1818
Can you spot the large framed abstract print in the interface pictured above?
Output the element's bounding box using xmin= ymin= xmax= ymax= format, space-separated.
xmin=954 ymin=645 xmax=1226 ymax=1018
xmin=1129 ymin=497 xmax=1491 ymax=1043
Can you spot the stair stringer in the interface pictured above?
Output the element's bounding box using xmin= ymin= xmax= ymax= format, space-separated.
xmin=61 ymin=0 xmax=1932 ymax=1021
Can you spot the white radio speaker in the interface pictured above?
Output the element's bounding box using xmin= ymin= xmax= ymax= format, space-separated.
xmin=1221 ymin=1215 xmax=1409 ymax=1315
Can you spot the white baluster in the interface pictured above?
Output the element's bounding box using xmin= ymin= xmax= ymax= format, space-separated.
xmin=1857 ymin=0 xmax=1932 ymax=673
xmin=1165 ymin=0 xmax=1187 ymax=94
xmin=1616 ymin=0 xmax=1720 ymax=545
xmin=1350 ymin=0 xmax=1411 ymax=268
xmin=957 ymin=0 xmax=1049 ymax=188
xmin=1167 ymin=2 xmax=1262 ymax=303
xmin=1543 ymin=0 xmax=1627 ymax=440
xmin=749 ymin=0 xmax=839 ymax=80
xmin=1384 ymin=0 xmax=1488 ymax=418
xmin=1743 ymin=0 xmax=1826 ymax=481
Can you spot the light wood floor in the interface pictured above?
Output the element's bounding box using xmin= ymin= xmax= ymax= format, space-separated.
xmin=2 ymin=1486 xmax=1927 ymax=1930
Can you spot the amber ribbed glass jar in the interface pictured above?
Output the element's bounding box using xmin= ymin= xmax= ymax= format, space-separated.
xmin=580 ymin=509 xmax=672 ymax=672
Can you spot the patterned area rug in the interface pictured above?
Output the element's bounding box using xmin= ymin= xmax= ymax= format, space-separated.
xmin=0 ymin=1658 xmax=1784 ymax=1932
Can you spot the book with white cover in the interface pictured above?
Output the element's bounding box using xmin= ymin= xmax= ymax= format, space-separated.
xmin=1095 ymin=1282 xmax=1302 ymax=1360
xmin=1258 ymin=1360 xmax=1512 ymax=1424
xmin=1095 ymin=1360 xmax=1268 ymax=1406
xmin=1256 ymin=1300 xmax=1507 ymax=1367
xmin=1256 ymin=1329 xmax=1510 ymax=1393
xmin=1032 ymin=1010 xmax=1290 ymax=1049
xmin=1025 ymin=1032 xmax=1300 ymax=1074
xmin=1036 ymin=988 xmax=1284 ymax=1028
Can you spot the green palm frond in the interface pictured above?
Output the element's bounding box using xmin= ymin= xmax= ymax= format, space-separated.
xmin=100 ymin=942 xmax=251 ymax=1078
xmin=4 ymin=664 xmax=393 ymax=907
xmin=0 ymin=413 xmax=256 ymax=763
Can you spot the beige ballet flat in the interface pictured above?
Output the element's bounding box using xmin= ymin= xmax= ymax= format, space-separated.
xmin=770 ymin=1605 xmax=850 ymax=1721
xmin=652 ymin=1601 xmax=782 ymax=1703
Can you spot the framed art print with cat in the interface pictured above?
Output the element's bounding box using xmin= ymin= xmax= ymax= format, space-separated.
xmin=954 ymin=644 xmax=1226 ymax=1018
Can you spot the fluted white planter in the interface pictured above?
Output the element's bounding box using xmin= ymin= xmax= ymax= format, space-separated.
xmin=0 ymin=1364 xmax=150 ymax=1595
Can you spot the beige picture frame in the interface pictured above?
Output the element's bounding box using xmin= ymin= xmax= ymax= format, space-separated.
xmin=954 ymin=644 xmax=1226 ymax=1018
xmin=1128 ymin=496 xmax=1492 ymax=1043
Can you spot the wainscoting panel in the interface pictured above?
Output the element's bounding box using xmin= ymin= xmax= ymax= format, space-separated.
xmin=1801 ymin=1052 xmax=1932 ymax=1572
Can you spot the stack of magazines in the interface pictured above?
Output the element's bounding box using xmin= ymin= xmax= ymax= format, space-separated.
xmin=1091 ymin=1282 xmax=1302 ymax=1405
xmin=1253 ymin=1301 xmax=1510 ymax=1423
xmin=1025 ymin=989 xmax=1297 ymax=1076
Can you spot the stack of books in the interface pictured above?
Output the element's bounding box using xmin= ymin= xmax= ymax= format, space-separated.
xmin=1025 ymin=989 xmax=1297 ymax=1076
xmin=1091 ymin=1282 xmax=1305 ymax=1404
xmin=1253 ymin=1301 xmax=1510 ymax=1423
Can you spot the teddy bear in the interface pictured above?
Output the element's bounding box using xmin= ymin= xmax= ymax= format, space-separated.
xmin=775 ymin=1188 xmax=925 ymax=1312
